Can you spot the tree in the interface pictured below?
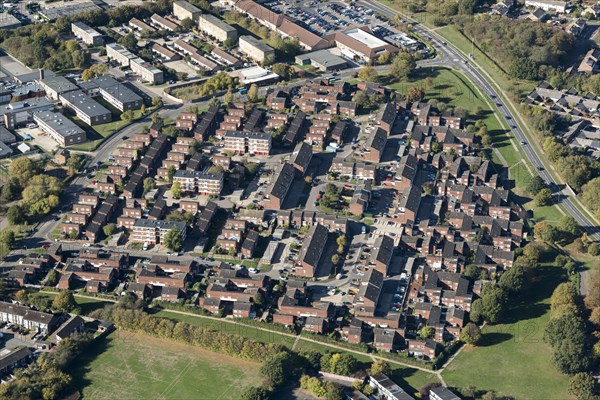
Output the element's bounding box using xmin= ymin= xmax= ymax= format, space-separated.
xmin=152 ymin=97 xmax=164 ymax=108
xmin=164 ymin=228 xmax=183 ymax=252
xmin=20 ymin=175 xmax=62 ymax=216
xmin=271 ymin=63 xmax=294 ymax=80
xmin=121 ymin=110 xmax=134 ymax=121
xmin=7 ymin=205 xmax=25 ymax=225
xmin=584 ymin=272 xmax=600 ymax=309
xmin=480 ymin=285 xmax=508 ymax=323
xmin=260 ymin=351 xmax=294 ymax=389
xmin=103 ymin=223 xmax=116 ymax=237
xmin=45 ymin=269 xmax=60 ymax=287
xmin=9 ymin=157 xmax=38 ymax=187
xmin=499 ymin=265 xmax=529 ymax=294
xmin=418 ymin=326 xmax=434 ymax=339
xmin=171 ymin=181 xmax=182 ymax=198
xmin=459 ymin=322 xmax=482 ymax=345
xmin=557 ymin=215 xmax=580 ymax=239
xmin=118 ymin=33 xmax=138 ymax=51
xmin=588 ymin=242 xmax=600 ymax=256
xmin=1 ymin=178 xmax=22 ymax=202
xmin=331 ymin=254 xmax=340 ymax=264
xmin=390 ymin=53 xmax=416 ymax=81
xmin=470 ymin=299 xmax=483 ymax=323
xmin=552 ymin=337 xmax=593 ymax=375
xmin=370 ymin=360 xmax=391 ymax=375
xmin=406 ymin=86 xmax=425 ymax=102
xmin=168 ymin=166 xmax=176 ymax=183
xmin=248 ymin=84 xmax=259 ymax=102
xmin=240 ymin=386 xmax=270 ymax=400
xmin=52 ymin=290 xmax=76 ymax=312
xmin=527 ymin=176 xmax=546 ymax=194
xmin=534 ymin=188 xmax=553 ymax=207
xmin=534 ymin=221 xmax=556 ymax=243
xmin=15 ymin=289 xmax=28 ymax=304
xmin=550 ymin=282 xmax=578 ymax=318
xmin=143 ymin=178 xmax=156 ymax=196
xmin=358 ymin=66 xmax=379 ymax=82
xmin=0 ymin=230 xmax=15 ymax=250
xmin=66 ymin=153 xmax=85 ymax=176
xmin=569 ymin=373 xmax=597 ymax=400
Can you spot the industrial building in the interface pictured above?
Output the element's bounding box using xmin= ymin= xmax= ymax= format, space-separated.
xmin=59 ymin=90 xmax=112 ymax=126
xmin=79 ymin=76 xmax=143 ymax=112
xmin=34 ymin=111 xmax=87 ymax=147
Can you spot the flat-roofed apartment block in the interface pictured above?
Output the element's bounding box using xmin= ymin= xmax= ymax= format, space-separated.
xmin=59 ymin=90 xmax=111 ymax=126
xmin=198 ymin=14 xmax=238 ymax=43
xmin=130 ymin=58 xmax=164 ymax=84
xmin=71 ymin=21 xmax=103 ymax=46
xmin=33 ymin=111 xmax=86 ymax=147
xmin=173 ymin=0 xmax=201 ymax=21
xmin=296 ymin=223 xmax=328 ymax=277
xmin=79 ymin=76 xmax=143 ymax=112
xmin=265 ymin=162 xmax=295 ymax=209
xmin=329 ymin=27 xmax=400 ymax=64
xmin=238 ymin=36 xmax=274 ymax=63
xmin=151 ymin=13 xmax=179 ymax=31
xmin=173 ymin=170 xmax=223 ymax=195
xmin=132 ymin=219 xmax=186 ymax=245
xmin=106 ymin=43 xmax=135 ymax=67
xmin=39 ymin=75 xmax=79 ymax=101
xmin=223 ymin=131 xmax=271 ymax=155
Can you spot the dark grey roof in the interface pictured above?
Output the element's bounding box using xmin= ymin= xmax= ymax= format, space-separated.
xmin=0 ymin=347 xmax=31 ymax=371
xmin=298 ymin=224 xmax=328 ymax=267
xmin=53 ymin=314 xmax=84 ymax=341
xmin=40 ymin=75 xmax=79 ymax=94
xmin=0 ymin=301 xmax=56 ymax=325
xmin=34 ymin=111 xmax=86 ymax=139
xmin=379 ymin=102 xmax=397 ymax=126
xmin=365 ymin=127 xmax=387 ymax=152
xmin=268 ymin=162 xmax=295 ymax=200
xmin=60 ymin=90 xmax=111 ymax=119
xmin=80 ymin=76 xmax=142 ymax=105
xmin=289 ymin=142 xmax=313 ymax=170
xmin=371 ymin=235 xmax=394 ymax=266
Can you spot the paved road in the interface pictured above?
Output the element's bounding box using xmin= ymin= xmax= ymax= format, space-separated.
xmin=362 ymin=0 xmax=600 ymax=240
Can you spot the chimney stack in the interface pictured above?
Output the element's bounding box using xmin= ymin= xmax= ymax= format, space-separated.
xmin=39 ymin=69 xmax=44 ymax=80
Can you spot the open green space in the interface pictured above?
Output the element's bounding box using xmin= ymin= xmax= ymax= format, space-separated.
xmin=389 ymin=366 xmax=440 ymax=397
xmin=70 ymin=332 xmax=262 ymax=400
xmin=69 ymin=107 xmax=152 ymax=152
xmin=30 ymin=291 xmax=113 ymax=315
xmin=442 ymin=263 xmax=572 ymax=399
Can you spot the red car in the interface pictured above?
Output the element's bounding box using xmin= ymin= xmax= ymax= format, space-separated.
xmin=42 ymin=244 xmax=50 ymax=249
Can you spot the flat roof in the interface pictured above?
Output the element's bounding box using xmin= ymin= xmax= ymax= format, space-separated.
xmin=199 ymin=14 xmax=236 ymax=33
xmin=39 ymin=2 xmax=101 ymax=21
xmin=0 ymin=97 xmax=53 ymax=117
xmin=60 ymin=90 xmax=111 ymax=118
xmin=72 ymin=21 xmax=102 ymax=37
xmin=80 ymin=75 xmax=142 ymax=105
xmin=0 ymin=12 xmax=21 ymax=29
xmin=34 ymin=111 xmax=86 ymax=138
xmin=344 ymin=28 xmax=388 ymax=48
xmin=174 ymin=0 xmax=201 ymax=13
xmin=239 ymin=35 xmax=274 ymax=52
xmin=296 ymin=49 xmax=347 ymax=68
xmin=230 ymin=66 xmax=279 ymax=85
xmin=41 ymin=75 xmax=79 ymax=94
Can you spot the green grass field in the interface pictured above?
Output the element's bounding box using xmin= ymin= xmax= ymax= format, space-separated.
xmin=71 ymin=332 xmax=262 ymax=400
xmin=442 ymin=264 xmax=572 ymax=399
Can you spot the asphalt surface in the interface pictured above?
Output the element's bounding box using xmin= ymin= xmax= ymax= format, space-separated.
xmin=362 ymin=0 xmax=600 ymax=240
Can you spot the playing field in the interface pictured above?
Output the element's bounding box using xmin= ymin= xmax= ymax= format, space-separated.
xmin=72 ymin=331 xmax=262 ymax=400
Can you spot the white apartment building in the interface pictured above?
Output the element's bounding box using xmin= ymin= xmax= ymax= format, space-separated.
xmin=71 ymin=21 xmax=104 ymax=46
xmin=198 ymin=14 xmax=238 ymax=43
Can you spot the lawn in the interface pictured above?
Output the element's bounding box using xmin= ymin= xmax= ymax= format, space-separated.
xmin=389 ymin=366 xmax=440 ymax=397
xmin=30 ymin=291 xmax=113 ymax=315
xmin=70 ymin=332 xmax=262 ymax=400
xmin=442 ymin=264 xmax=572 ymax=399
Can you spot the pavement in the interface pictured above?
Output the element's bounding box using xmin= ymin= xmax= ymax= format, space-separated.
xmin=361 ymin=0 xmax=600 ymax=241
